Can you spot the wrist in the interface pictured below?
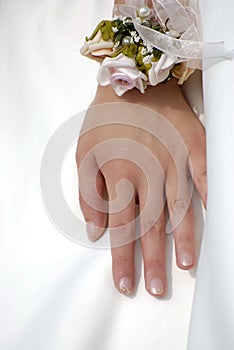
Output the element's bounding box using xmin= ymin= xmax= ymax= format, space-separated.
xmin=92 ymin=78 xmax=186 ymax=110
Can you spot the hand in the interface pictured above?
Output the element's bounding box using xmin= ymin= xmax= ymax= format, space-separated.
xmin=76 ymin=78 xmax=207 ymax=297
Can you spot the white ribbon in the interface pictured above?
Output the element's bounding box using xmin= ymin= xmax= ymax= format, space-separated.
xmin=114 ymin=1 xmax=234 ymax=70
xmin=152 ymin=0 xmax=193 ymax=32
xmin=203 ymin=43 xmax=234 ymax=70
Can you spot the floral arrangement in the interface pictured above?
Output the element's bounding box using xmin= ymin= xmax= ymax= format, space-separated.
xmin=80 ymin=2 xmax=199 ymax=96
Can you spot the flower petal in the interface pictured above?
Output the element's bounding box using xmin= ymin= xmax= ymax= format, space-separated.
xmin=148 ymin=54 xmax=175 ymax=86
xmin=97 ymin=54 xmax=147 ymax=95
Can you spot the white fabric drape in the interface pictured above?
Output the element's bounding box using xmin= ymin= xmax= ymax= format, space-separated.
xmin=188 ymin=0 xmax=234 ymax=348
xmin=0 ymin=1 xmax=233 ymax=349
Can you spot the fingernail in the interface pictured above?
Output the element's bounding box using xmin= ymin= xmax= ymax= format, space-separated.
xmin=149 ymin=278 xmax=164 ymax=296
xmin=86 ymin=222 xmax=99 ymax=241
xmin=180 ymin=252 xmax=193 ymax=267
xmin=119 ymin=277 xmax=132 ymax=295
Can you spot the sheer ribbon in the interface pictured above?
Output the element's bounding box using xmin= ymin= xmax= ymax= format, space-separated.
xmin=114 ymin=0 xmax=234 ymax=70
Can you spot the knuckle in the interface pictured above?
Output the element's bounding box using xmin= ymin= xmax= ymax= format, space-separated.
xmin=169 ymin=198 xmax=189 ymax=213
xmin=110 ymin=221 xmax=135 ymax=246
xmin=145 ymin=259 xmax=163 ymax=275
xmin=110 ymin=219 xmax=134 ymax=230
xmin=142 ymin=220 xmax=164 ymax=240
xmin=196 ymin=169 xmax=207 ymax=183
xmin=111 ymin=221 xmax=128 ymax=229
xmin=103 ymin=159 xmax=128 ymax=175
xmin=174 ymin=232 xmax=194 ymax=247
xmin=114 ymin=255 xmax=132 ymax=267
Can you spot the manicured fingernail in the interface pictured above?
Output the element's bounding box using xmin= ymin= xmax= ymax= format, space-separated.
xmin=149 ymin=278 xmax=164 ymax=295
xmin=86 ymin=222 xmax=99 ymax=241
xmin=180 ymin=252 xmax=193 ymax=267
xmin=119 ymin=277 xmax=132 ymax=295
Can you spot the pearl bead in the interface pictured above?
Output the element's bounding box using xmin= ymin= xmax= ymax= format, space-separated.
xmin=122 ymin=36 xmax=131 ymax=46
xmin=138 ymin=5 xmax=151 ymax=18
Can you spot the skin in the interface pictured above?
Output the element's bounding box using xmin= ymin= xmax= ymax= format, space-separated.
xmin=76 ymin=79 xmax=207 ymax=297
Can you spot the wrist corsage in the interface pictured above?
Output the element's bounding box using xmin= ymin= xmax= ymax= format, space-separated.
xmin=80 ymin=0 xmax=202 ymax=96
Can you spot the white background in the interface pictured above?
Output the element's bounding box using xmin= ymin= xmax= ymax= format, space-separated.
xmin=0 ymin=1 xmax=233 ymax=349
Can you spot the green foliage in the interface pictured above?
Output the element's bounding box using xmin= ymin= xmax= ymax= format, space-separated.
xmin=85 ymin=17 xmax=174 ymax=78
xmin=135 ymin=48 xmax=150 ymax=73
xmin=152 ymin=48 xmax=162 ymax=61
xmin=86 ymin=20 xmax=115 ymax=42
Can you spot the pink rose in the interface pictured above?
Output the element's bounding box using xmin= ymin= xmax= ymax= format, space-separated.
xmin=97 ymin=54 xmax=148 ymax=96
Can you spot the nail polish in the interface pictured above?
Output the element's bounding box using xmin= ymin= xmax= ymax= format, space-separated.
xmin=149 ymin=278 xmax=164 ymax=295
xmin=119 ymin=277 xmax=132 ymax=295
xmin=180 ymin=253 xmax=193 ymax=267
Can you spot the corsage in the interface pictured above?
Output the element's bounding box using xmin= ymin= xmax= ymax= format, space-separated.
xmin=80 ymin=0 xmax=203 ymax=96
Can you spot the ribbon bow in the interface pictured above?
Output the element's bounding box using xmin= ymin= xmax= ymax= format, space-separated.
xmin=114 ymin=0 xmax=234 ymax=70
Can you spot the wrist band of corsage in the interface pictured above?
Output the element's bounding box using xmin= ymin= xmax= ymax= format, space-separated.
xmin=79 ymin=0 xmax=228 ymax=96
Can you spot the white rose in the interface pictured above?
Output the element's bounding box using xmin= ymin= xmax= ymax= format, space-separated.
xmin=97 ymin=54 xmax=148 ymax=96
xmin=80 ymin=31 xmax=114 ymax=59
xmin=148 ymin=54 xmax=175 ymax=86
xmin=171 ymin=62 xmax=195 ymax=84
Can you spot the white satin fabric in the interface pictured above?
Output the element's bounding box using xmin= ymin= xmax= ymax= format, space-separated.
xmin=188 ymin=1 xmax=234 ymax=348
xmin=0 ymin=1 xmax=233 ymax=349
